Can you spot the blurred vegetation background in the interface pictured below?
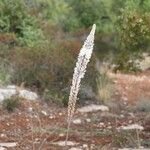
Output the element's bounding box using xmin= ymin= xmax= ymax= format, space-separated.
xmin=0 ymin=0 xmax=150 ymax=105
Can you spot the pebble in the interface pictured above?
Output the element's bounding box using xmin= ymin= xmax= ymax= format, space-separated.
xmin=78 ymin=104 xmax=109 ymax=113
xmin=86 ymin=118 xmax=91 ymax=123
xmin=73 ymin=119 xmax=82 ymax=125
xmin=41 ymin=110 xmax=48 ymax=116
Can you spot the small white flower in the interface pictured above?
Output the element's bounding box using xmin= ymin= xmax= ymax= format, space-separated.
xmin=68 ymin=24 xmax=96 ymax=121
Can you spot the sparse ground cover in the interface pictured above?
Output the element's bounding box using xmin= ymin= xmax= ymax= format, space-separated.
xmin=0 ymin=71 xmax=149 ymax=150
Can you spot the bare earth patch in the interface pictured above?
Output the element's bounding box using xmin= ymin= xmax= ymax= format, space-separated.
xmin=0 ymin=71 xmax=149 ymax=149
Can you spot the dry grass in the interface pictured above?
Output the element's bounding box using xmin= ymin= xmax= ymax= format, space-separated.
xmin=96 ymin=62 xmax=114 ymax=103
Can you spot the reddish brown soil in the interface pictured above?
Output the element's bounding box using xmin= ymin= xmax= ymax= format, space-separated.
xmin=0 ymin=71 xmax=150 ymax=150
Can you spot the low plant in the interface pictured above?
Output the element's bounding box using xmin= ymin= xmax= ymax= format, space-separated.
xmin=43 ymin=89 xmax=68 ymax=106
xmin=96 ymin=62 xmax=114 ymax=103
xmin=136 ymin=97 xmax=150 ymax=112
xmin=2 ymin=95 xmax=21 ymax=112
xmin=112 ymin=130 xmax=141 ymax=148
xmin=0 ymin=64 xmax=11 ymax=85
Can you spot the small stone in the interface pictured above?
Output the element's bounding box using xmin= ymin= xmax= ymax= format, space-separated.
xmin=0 ymin=142 xmax=17 ymax=147
xmin=118 ymin=124 xmax=144 ymax=130
xmin=73 ymin=119 xmax=81 ymax=125
xmin=69 ymin=148 xmax=82 ymax=150
xmin=0 ymin=147 xmax=6 ymax=150
xmin=86 ymin=118 xmax=91 ymax=123
xmin=120 ymin=114 xmax=124 ymax=118
xmin=52 ymin=141 xmax=78 ymax=146
xmin=59 ymin=113 xmax=62 ymax=116
xmin=83 ymin=144 xmax=88 ymax=148
xmin=107 ymin=126 xmax=112 ymax=129
xmin=78 ymin=104 xmax=109 ymax=113
xmin=49 ymin=116 xmax=54 ymax=119
xmin=6 ymin=123 xmax=9 ymax=126
xmin=129 ymin=120 xmax=132 ymax=124
xmin=0 ymin=134 xmax=5 ymax=138
xmin=59 ymin=133 xmax=64 ymax=137
xmin=41 ymin=110 xmax=48 ymax=116
xmin=27 ymin=107 xmax=33 ymax=112
xmin=99 ymin=122 xmax=104 ymax=126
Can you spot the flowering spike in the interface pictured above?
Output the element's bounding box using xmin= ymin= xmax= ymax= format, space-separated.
xmin=67 ymin=24 xmax=96 ymax=122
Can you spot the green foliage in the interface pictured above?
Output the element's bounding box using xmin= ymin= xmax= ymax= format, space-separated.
xmin=113 ymin=130 xmax=141 ymax=148
xmin=0 ymin=0 xmax=150 ymax=106
xmin=67 ymin=0 xmax=113 ymax=33
xmin=0 ymin=44 xmax=12 ymax=85
xmin=117 ymin=11 xmax=150 ymax=52
xmin=0 ymin=0 xmax=44 ymax=47
xmin=114 ymin=0 xmax=150 ymax=72
xmin=11 ymin=42 xmax=75 ymax=90
xmin=136 ymin=97 xmax=150 ymax=112
xmin=113 ymin=50 xmax=141 ymax=73
xmin=43 ymin=89 xmax=68 ymax=106
xmin=0 ymin=64 xmax=11 ymax=85
xmin=2 ymin=96 xmax=21 ymax=112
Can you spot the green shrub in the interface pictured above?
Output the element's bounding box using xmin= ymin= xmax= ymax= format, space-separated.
xmin=0 ymin=64 xmax=11 ymax=85
xmin=67 ymin=0 xmax=113 ymax=33
xmin=113 ymin=50 xmax=141 ymax=73
xmin=0 ymin=0 xmax=44 ymax=47
xmin=2 ymin=96 xmax=21 ymax=112
xmin=11 ymin=41 xmax=75 ymax=90
xmin=43 ymin=89 xmax=68 ymax=106
xmin=113 ymin=130 xmax=141 ymax=148
xmin=0 ymin=44 xmax=12 ymax=85
xmin=136 ymin=97 xmax=150 ymax=112
xmin=114 ymin=1 xmax=150 ymax=72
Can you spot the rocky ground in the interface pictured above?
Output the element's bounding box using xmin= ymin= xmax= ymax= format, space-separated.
xmin=0 ymin=71 xmax=150 ymax=150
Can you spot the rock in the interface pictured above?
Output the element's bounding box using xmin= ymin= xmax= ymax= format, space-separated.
xmin=86 ymin=118 xmax=91 ymax=123
xmin=69 ymin=148 xmax=82 ymax=150
xmin=6 ymin=85 xmax=16 ymax=89
xmin=99 ymin=122 xmax=104 ymax=126
xmin=41 ymin=110 xmax=48 ymax=116
xmin=78 ymin=104 xmax=109 ymax=113
xmin=118 ymin=124 xmax=144 ymax=130
xmin=0 ymin=142 xmax=17 ymax=147
xmin=19 ymin=90 xmax=38 ymax=100
xmin=73 ymin=119 xmax=82 ymax=125
xmin=0 ymin=147 xmax=6 ymax=150
xmin=0 ymin=85 xmax=38 ymax=102
xmin=59 ymin=133 xmax=64 ymax=137
xmin=52 ymin=141 xmax=78 ymax=146
xmin=27 ymin=107 xmax=33 ymax=113
xmin=0 ymin=134 xmax=6 ymax=138
xmin=82 ymin=144 xmax=88 ymax=148
xmin=0 ymin=88 xmax=16 ymax=102
xmin=118 ymin=148 xmax=149 ymax=150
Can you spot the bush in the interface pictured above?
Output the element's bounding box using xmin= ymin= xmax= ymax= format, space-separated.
xmin=114 ymin=1 xmax=150 ymax=72
xmin=0 ymin=63 xmax=12 ymax=85
xmin=0 ymin=0 xmax=44 ymax=47
xmin=2 ymin=96 xmax=21 ymax=112
xmin=43 ymin=89 xmax=68 ymax=106
xmin=136 ymin=97 xmax=150 ymax=112
xmin=0 ymin=44 xmax=13 ymax=85
xmin=113 ymin=130 xmax=141 ymax=148
xmin=67 ymin=0 xmax=113 ymax=33
xmin=11 ymin=40 xmax=76 ymax=89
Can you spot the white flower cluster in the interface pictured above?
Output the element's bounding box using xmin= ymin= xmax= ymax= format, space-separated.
xmin=68 ymin=24 xmax=96 ymax=121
